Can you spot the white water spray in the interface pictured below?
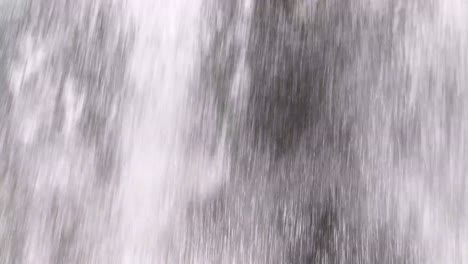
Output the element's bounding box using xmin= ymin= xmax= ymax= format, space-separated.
xmin=118 ymin=0 xmax=223 ymax=262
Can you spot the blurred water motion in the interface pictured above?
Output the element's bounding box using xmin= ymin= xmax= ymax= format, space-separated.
xmin=0 ymin=0 xmax=467 ymax=263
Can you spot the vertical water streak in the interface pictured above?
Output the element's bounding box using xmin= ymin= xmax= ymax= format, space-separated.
xmin=118 ymin=0 xmax=224 ymax=262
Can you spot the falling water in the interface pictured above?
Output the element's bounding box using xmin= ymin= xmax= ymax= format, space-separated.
xmin=1 ymin=0 xmax=468 ymax=263
xmin=118 ymin=0 xmax=222 ymax=262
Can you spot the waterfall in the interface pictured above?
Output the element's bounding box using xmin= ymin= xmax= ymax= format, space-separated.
xmin=119 ymin=0 xmax=202 ymax=262
xmin=1 ymin=0 xmax=467 ymax=263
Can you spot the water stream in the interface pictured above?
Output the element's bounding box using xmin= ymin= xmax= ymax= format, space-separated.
xmin=1 ymin=0 xmax=467 ymax=263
